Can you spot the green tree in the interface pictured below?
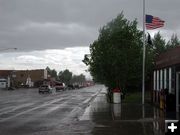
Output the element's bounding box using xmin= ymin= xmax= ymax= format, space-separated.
xmin=83 ymin=13 xmax=143 ymax=92
xmin=143 ymin=32 xmax=167 ymax=84
xmin=145 ymin=34 xmax=155 ymax=83
xmin=46 ymin=66 xmax=57 ymax=79
xmin=51 ymin=69 xmax=57 ymax=78
xmin=58 ymin=69 xmax=72 ymax=85
xmin=166 ymin=34 xmax=180 ymax=49
xmin=71 ymin=74 xmax=86 ymax=84
xmin=46 ymin=66 xmax=51 ymax=74
xmin=78 ymin=74 xmax=86 ymax=83
xmin=152 ymin=32 xmax=166 ymax=56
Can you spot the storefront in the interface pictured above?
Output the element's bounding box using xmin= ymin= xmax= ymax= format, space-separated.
xmin=153 ymin=46 xmax=180 ymax=112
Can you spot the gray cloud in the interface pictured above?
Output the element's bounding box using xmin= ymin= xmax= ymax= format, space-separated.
xmin=0 ymin=0 xmax=180 ymax=51
xmin=0 ymin=0 xmax=179 ymax=76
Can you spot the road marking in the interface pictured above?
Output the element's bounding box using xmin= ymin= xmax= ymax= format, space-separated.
xmin=0 ymin=86 xmax=105 ymax=125
xmin=40 ymin=101 xmax=69 ymax=115
xmin=0 ymin=106 xmax=17 ymax=113
xmin=79 ymin=89 xmax=102 ymax=121
xmin=0 ymin=103 xmax=34 ymax=116
xmin=82 ymin=88 xmax=102 ymax=104
xmin=79 ymin=105 xmax=91 ymax=121
xmin=0 ymin=98 xmax=65 ymax=122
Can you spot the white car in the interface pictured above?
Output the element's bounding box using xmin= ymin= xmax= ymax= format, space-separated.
xmin=39 ymin=84 xmax=53 ymax=93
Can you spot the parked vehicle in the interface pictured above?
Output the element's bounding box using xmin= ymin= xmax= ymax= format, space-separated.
xmin=39 ymin=84 xmax=53 ymax=93
xmin=79 ymin=84 xmax=84 ymax=89
xmin=74 ymin=84 xmax=80 ymax=89
xmin=0 ymin=78 xmax=7 ymax=89
xmin=67 ymin=84 xmax=75 ymax=90
xmin=55 ymin=83 xmax=65 ymax=91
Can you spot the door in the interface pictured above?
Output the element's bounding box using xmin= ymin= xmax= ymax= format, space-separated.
xmin=176 ymin=72 xmax=180 ymax=112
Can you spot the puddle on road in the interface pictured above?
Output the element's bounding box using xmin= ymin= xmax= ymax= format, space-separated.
xmin=78 ymin=92 xmax=177 ymax=135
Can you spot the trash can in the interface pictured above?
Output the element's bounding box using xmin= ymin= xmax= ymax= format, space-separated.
xmin=113 ymin=88 xmax=121 ymax=104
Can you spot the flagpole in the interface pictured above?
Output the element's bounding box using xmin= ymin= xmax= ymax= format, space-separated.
xmin=142 ymin=0 xmax=146 ymax=105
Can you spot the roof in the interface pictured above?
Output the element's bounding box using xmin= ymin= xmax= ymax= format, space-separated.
xmin=0 ymin=69 xmax=46 ymax=77
xmin=0 ymin=70 xmax=13 ymax=78
xmin=155 ymin=46 xmax=180 ymax=69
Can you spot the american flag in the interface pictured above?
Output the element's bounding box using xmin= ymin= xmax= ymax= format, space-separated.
xmin=145 ymin=15 xmax=165 ymax=30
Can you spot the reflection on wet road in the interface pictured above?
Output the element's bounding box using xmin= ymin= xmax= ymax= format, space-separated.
xmin=0 ymin=85 xmax=177 ymax=135
xmin=80 ymin=90 xmax=166 ymax=135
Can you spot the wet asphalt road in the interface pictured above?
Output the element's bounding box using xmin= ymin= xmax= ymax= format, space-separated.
xmin=0 ymin=85 xmax=103 ymax=135
xmin=0 ymin=85 xmax=179 ymax=135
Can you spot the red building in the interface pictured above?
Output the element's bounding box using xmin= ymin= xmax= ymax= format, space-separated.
xmin=0 ymin=69 xmax=48 ymax=88
xmin=153 ymin=46 xmax=180 ymax=112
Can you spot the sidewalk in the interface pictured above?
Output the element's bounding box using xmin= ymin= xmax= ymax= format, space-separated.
xmin=79 ymin=90 xmax=166 ymax=135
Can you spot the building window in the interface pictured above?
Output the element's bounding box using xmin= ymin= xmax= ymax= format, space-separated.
xmin=169 ymin=67 xmax=172 ymax=93
xmin=164 ymin=68 xmax=167 ymax=89
xmin=20 ymin=74 xmax=24 ymax=78
xmin=153 ymin=71 xmax=156 ymax=90
xmin=166 ymin=68 xmax=169 ymax=90
xmin=171 ymin=66 xmax=175 ymax=94
xmin=160 ymin=69 xmax=163 ymax=90
xmin=157 ymin=70 xmax=159 ymax=91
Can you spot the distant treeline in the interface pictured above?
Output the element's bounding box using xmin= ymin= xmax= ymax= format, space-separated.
xmin=46 ymin=66 xmax=86 ymax=85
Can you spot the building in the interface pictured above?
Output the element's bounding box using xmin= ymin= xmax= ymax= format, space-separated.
xmin=0 ymin=78 xmax=7 ymax=89
xmin=0 ymin=70 xmax=13 ymax=78
xmin=153 ymin=46 xmax=180 ymax=112
xmin=14 ymin=69 xmax=48 ymax=87
xmin=0 ymin=69 xmax=48 ymax=88
xmin=0 ymin=70 xmax=13 ymax=88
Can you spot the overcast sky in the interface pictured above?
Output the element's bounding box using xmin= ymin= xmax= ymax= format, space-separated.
xmin=0 ymin=0 xmax=179 ymax=77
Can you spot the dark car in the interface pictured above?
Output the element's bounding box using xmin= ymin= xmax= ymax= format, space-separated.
xmin=67 ymin=84 xmax=75 ymax=90
xmin=74 ymin=84 xmax=80 ymax=89
xmin=39 ymin=84 xmax=53 ymax=93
